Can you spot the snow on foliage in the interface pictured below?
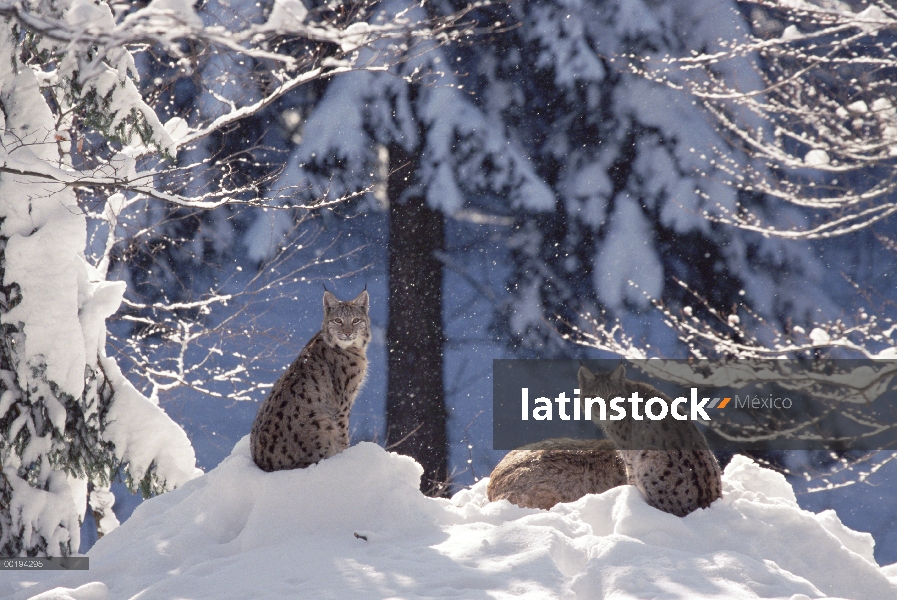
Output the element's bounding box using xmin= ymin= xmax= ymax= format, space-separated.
xmin=251 ymin=0 xmax=555 ymax=262
xmin=0 ymin=0 xmax=198 ymax=556
xmin=263 ymin=0 xmax=309 ymax=31
xmin=61 ymin=0 xmax=176 ymax=156
xmin=594 ymin=194 xmax=664 ymax=311
xmin=98 ymin=356 xmax=201 ymax=488
xmin=477 ymin=0 xmax=833 ymax=352
xmin=635 ymin=0 xmax=897 ymax=239
xmin=10 ymin=441 xmax=897 ymax=599
xmin=576 ymin=0 xmax=897 ymax=369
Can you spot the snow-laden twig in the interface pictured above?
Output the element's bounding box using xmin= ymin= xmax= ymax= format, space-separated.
xmin=626 ymin=0 xmax=897 ymax=238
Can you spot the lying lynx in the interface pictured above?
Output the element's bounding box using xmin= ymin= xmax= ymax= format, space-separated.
xmin=487 ymin=438 xmax=627 ymax=510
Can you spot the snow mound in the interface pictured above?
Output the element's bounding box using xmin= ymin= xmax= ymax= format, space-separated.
xmin=15 ymin=441 xmax=897 ymax=600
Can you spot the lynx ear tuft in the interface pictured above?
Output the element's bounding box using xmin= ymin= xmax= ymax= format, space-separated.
xmin=577 ymin=365 xmax=595 ymax=384
xmin=323 ymin=290 xmax=340 ymax=310
xmin=352 ymin=289 xmax=369 ymax=313
xmin=610 ymin=364 xmax=626 ymax=383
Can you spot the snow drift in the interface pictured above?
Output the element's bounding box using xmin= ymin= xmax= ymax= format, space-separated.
xmin=11 ymin=439 xmax=897 ymax=600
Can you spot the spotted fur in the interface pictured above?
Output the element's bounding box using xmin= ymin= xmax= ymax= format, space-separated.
xmin=578 ymin=364 xmax=723 ymax=517
xmin=250 ymin=290 xmax=370 ymax=472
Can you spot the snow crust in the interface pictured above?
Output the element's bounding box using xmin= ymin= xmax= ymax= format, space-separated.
xmin=15 ymin=441 xmax=897 ymax=600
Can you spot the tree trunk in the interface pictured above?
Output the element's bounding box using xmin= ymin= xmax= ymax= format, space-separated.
xmin=385 ymin=141 xmax=449 ymax=497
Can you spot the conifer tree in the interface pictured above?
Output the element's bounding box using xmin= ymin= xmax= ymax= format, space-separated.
xmin=462 ymin=0 xmax=830 ymax=353
xmin=0 ymin=2 xmax=199 ymax=555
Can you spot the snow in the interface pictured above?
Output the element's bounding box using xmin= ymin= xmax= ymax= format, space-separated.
xmin=339 ymin=22 xmax=373 ymax=53
xmin=244 ymin=208 xmax=295 ymax=263
xmin=809 ymin=327 xmax=831 ymax=346
xmin=782 ymin=25 xmax=802 ymax=41
xmin=529 ymin=1 xmax=607 ymax=86
xmin=856 ymin=5 xmax=888 ymax=35
xmin=2 ymin=470 xmax=84 ymax=560
xmin=615 ymin=0 xmax=662 ymax=39
xmin=279 ymin=5 xmax=556 ymax=219
xmin=420 ymin=83 xmax=555 ymax=213
xmin=162 ymin=117 xmax=191 ymax=143
xmin=263 ymin=0 xmax=309 ymax=31
xmin=145 ymin=0 xmax=203 ymax=28
xmin=98 ymin=355 xmax=203 ymax=488
xmin=88 ymin=489 xmax=120 ymax=537
xmin=594 ymin=195 xmax=664 ymax=310
xmin=2 ymin=214 xmax=90 ymax=398
xmin=510 ymin=278 xmax=544 ymax=336
xmin=428 ymin=161 xmax=466 ymax=214
xmin=58 ymin=1 xmax=177 ymax=158
xmin=290 ymin=71 xmax=375 ymax=173
xmin=66 ymin=0 xmax=115 ymax=30
xmin=11 ymin=441 xmax=897 ymax=600
xmin=568 ymin=161 xmax=612 ymax=227
xmin=78 ymin=278 xmax=128 ymax=381
xmin=1 ymin=10 xmax=199 ymax=553
xmin=847 ymin=100 xmax=869 ymax=114
xmin=804 ymin=149 xmax=831 ymax=167
xmin=502 ymin=0 xmax=834 ymax=349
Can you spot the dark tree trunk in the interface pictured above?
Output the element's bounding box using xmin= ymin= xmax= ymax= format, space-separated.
xmin=385 ymin=140 xmax=449 ymax=497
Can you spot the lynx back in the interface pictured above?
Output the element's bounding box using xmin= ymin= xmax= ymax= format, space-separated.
xmin=487 ymin=438 xmax=627 ymax=510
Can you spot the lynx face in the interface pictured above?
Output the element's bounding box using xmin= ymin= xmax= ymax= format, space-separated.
xmin=577 ymin=363 xmax=626 ymax=401
xmin=322 ymin=290 xmax=371 ymax=349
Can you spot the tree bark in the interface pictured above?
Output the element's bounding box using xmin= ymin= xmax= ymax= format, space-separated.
xmin=385 ymin=141 xmax=449 ymax=496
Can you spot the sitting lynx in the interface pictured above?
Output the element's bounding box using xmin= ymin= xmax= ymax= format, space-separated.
xmin=578 ymin=364 xmax=722 ymax=516
xmin=250 ymin=290 xmax=370 ymax=472
xmin=487 ymin=438 xmax=627 ymax=510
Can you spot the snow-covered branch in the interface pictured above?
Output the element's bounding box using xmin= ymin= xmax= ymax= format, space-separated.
xmin=0 ymin=0 xmax=480 ymax=209
xmin=566 ymin=278 xmax=897 ymax=362
xmin=0 ymin=0 xmax=480 ymax=555
xmin=0 ymin=0 xmax=469 ymax=70
xmin=627 ymin=0 xmax=897 ymax=238
xmin=565 ymin=273 xmax=897 ymax=448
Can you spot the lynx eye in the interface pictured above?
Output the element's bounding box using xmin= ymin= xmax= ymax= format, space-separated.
xmin=352 ymin=318 xmax=361 ymax=324
xmin=333 ymin=318 xmax=343 ymax=324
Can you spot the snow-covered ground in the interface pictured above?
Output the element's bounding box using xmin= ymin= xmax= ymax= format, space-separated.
xmin=9 ymin=439 xmax=897 ymax=600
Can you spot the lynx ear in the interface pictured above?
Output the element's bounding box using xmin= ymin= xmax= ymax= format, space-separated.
xmin=323 ymin=290 xmax=340 ymax=310
xmin=610 ymin=364 xmax=626 ymax=383
xmin=352 ymin=289 xmax=369 ymax=313
xmin=577 ymin=365 xmax=595 ymax=384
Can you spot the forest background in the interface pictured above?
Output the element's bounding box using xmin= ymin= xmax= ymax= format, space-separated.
xmin=2 ymin=0 xmax=896 ymax=566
